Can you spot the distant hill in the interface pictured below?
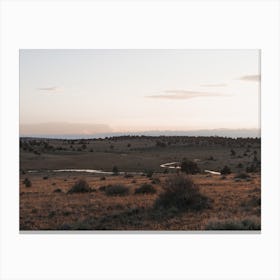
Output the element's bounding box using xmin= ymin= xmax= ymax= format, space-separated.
xmin=20 ymin=128 xmax=260 ymax=139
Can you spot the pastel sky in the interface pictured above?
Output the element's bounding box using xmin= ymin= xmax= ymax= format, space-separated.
xmin=20 ymin=49 xmax=260 ymax=136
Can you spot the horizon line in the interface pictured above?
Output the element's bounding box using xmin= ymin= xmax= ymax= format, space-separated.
xmin=19 ymin=128 xmax=261 ymax=140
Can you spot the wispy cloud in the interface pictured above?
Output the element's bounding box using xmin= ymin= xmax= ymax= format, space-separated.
xmin=238 ymin=74 xmax=261 ymax=82
xmin=37 ymin=86 xmax=62 ymax=92
xmin=201 ymin=83 xmax=227 ymax=87
xmin=146 ymin=90 xmax=227 ymax=100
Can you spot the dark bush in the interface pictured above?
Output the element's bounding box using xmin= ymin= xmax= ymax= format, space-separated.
xmin=23 ymin=178 xmax=32 ymax=187
xmin=151 ymin=177 xmax=161 ymax=184
xmin=163 ymin=169 xmax=169 ymax=174
xmin=241 ymin=196 xmax=261 ymax=208
xmin=156 ymin=140 xmax=166 ymax=148
xmin=220 ymin=165 xmax=231 ymax=175
xmin=180 ymin=159 xmax=200 ymax=174
xmin=234 ymin=173 xmax=251 ymax=180
xmin=53 ymin=188 xmax=62 ymax=193
xmin=237 ymin=163 xmax=243 ymax=168
xmin=144 ymin=169 xmax=154 ymax=178
xmin=100 ymin=176 xmax=106 ymax=181
xmin=135 ymin=183 xmax=156 ymax=194
xmin=154 ymin=175 xmax=211 ymax=211
xmin=246 ymin=163 xmax=259 ymax=173
xmin=112 ymin=166 xmax=119 ymax=175
xmin=205 ymin=217 xmax=260 ymax=230
xmin=104 ymin=184 xmax=129 ymax=196
xmin=43 ymin=176 xmax=48 ymax=180
xmin=67 ymin=179 xmax=91 ymax=194
xmin=124 ymin=173 xmax=133 ymax=178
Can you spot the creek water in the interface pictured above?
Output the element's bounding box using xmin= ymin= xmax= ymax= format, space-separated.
xmin=27 ymin=163 xmax=221 ymax=175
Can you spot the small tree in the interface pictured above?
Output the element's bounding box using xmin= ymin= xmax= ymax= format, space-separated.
xmin=23 ymin=178 xmax=32 ymax=187
xmin=112 ymin=166 xmax=119 ymax=175
xmin=145 ymin=169 xmax=154 ymax=178
xmin=181 ymin=159 xmax=200 ymax=174
xmin=154 ymin=175 xmax=211 ymax=211
xmin=220 ymin=165 xmax=231 ymax=175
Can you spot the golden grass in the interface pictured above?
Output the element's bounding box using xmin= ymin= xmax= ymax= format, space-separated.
xmin=20 ymin=172 xmax=260 ymax=230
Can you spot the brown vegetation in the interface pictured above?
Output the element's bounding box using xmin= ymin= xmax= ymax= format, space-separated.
xmin=20 ymin=172 xmax=261 ymax=230
xmin=19 ymin=136 xmax=261 ymax=230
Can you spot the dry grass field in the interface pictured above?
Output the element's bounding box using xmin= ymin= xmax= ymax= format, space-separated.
xmin=20 ymin=136 xmax=261 ymax=231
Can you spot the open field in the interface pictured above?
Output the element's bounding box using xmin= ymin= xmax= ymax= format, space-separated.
xmin=20 ymin=136 xmax=261 ymax=230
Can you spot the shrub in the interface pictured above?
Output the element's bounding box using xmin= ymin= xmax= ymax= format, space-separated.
xmin=135 ymin=183 xmax=156 ymax=194
xmin=151 ymin=177 xmax=161 ymax=184
xmin=156 ymin=140 xmax=166 ymax=148
xmin=154 ymin=175 xmax=211 ymax=211
xmin=104 ymin=184 xmax=129 ymax=196
xmin=100 ymin=176 xmax=106 ymax=181
xmin=124 ymin=173 xmax=133 ymax=178
xmin=241 ymin=196 xmax=261 ymax=208
xmin=23 ymin=178 xmax=32 ymax=187
xmin=112 ymin=166 xmax=119 ymax=175
xmin=246 ymin=163 xmax=259 ymax=173
xmin=205 ymin=217 xmax=260 ymax=230
xmin=67 ymin=179 xmax=91 ymax=194
xmin=53 ymin=188 xmax=62 ymax=193
xmin=180 ymin=159 xmax=200 ymax=174
xmin=234 ymin=173 xmax=251 ymax=180
xmin=237 ymin=163 xmax=243 ymax=168
xmin=220 ymin=165 xmax=231 ymax=175
xmin=144 ymin=169 xmax=154 ymax=178
xmin=43 ymin=176 xmax=48 ymax=180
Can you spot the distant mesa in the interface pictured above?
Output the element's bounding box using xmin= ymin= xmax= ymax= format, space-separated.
xmin=19 ymin=128 xmax=260 ymax=139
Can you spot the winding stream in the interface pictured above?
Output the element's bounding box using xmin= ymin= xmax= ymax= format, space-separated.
xmin=27 ymin=162 xmax=221 ymax=175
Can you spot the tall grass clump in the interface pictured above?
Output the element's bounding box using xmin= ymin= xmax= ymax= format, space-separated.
xmin=23 ymin=178 xmax=32 ymax=187
xmin=135 ymin=183 xmax=156 ymax=195
xmin=104 ymin=184 xmax=129 ymax=196
xmin=154 ymin=175 xmax=211 ymax=211
xmin=205 ymin=216 xmax=260 ymax=230
xmin=67 ymin=179 xmax=91 ymax=194
xmin=220 ymin=165 xmax=231 ymax=175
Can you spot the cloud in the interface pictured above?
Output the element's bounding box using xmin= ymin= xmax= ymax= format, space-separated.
xmin=146 ymin=90 xmax=226 ymax=100
xmin=37 ymin=86 xmax=62 ymax=92
xmin=201 ymin=83 xmax=227 ymax=87
xmin=238 ymin=74 xmax=261 ymax=82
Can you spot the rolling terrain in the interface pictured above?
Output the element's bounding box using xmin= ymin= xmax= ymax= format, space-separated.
xmin=20 ymin=136 xmax=261 ymax=230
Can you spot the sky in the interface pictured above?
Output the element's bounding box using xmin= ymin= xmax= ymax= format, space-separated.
xmin=20 ymin=49 xmax=260 ymax=137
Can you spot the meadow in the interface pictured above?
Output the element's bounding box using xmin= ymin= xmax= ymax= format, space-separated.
xmin=20 ymin=135 xmax=261 ymax=230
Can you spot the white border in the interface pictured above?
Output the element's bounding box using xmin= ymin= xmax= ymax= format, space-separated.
xmin=1 ymin=1 xmax=279 ymax=280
